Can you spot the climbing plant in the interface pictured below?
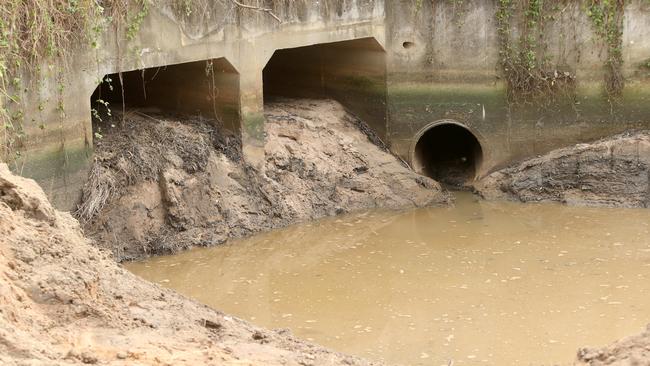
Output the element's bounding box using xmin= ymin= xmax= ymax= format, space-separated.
xmin=496 ymin=0 xmax=576 ymax=106
xmin=0 ymin=0 xmax=150 ymax=164
xmin=0 ymin=0 xmax=283 ymax=164
xmin=496 ymin=0 xmax=628 ymax=107
xmin=585 ymin=0 xmax=625 ymax=102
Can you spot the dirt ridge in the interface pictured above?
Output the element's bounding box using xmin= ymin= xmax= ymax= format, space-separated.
xmin=474 ymin=131 xmax=650 ymax=208
xmin=0 ymin=162 xmax=383 ymax=366
xmin=81 ymin=99 xmax=449 ymax=261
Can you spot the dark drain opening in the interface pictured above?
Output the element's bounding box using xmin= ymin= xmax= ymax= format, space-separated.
xmin=413 ymin=123 xmax=483 ymax=187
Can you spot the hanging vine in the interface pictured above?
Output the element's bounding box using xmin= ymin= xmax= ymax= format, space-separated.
xmin=0 ymin=0 xmax=152 ymax=164
xmin=496 ymin=0 xmax=576 ymax=106
xmin=585 ymin=0 xmax=625 ymax=103
xmin=0 ymin=0 xmax=283 ymax=165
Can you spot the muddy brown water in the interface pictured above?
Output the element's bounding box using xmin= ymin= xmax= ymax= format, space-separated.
xmin=126 ymin=193 xmax=650 ymax=365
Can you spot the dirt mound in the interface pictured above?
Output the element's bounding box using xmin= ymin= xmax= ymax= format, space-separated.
xmin=80 ymin=99 xmax=449 ymax=261
xmin=475 ymin=131 xmax=650 ymax=208
xmin=577 ymin=325 xmax=650 ymax=365
xmin=0 ymin=163 xmax=381 ymax=365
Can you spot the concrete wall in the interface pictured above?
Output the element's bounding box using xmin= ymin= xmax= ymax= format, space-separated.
xmin=5 ymin=0 xmax=650 ymax=210
xmin=8 ymin=0 xmax=385 ymax=210
xmin=385 ymin=0 xmax=650 ymax=176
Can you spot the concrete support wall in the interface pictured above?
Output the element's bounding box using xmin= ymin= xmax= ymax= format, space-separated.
xmin=8 ymin=0 xmax=385 ymax=210
xmin=319 ymin=38 xmax=388 ymax=141
xmin=385 ymin=0 xmax=650 ymax=177
xmin=5 ymin=0 xmax=650 ymax=210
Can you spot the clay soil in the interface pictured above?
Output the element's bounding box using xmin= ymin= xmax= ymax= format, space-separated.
xmin=80 ymin=99 xmax=449 ymax=261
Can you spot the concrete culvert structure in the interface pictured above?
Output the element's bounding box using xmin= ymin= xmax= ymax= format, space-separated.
xmin=90 ymin=58 xmax=240 ymax=133
xmin=262 ymin=37 xmax=388 ymax=141
xmin=413 ymin=122 xmax=483 ymax=188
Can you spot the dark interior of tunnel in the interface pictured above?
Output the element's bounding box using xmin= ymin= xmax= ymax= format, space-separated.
xmin=413 ymin=124 xmax=483 ymax=188
xmin=90 ymin=58 xmax=240 ymax=133
xmin=263 ymin=45 xmax=326 ymax=100
xmin=262 ymin=38 xmax=388 ymax=140
xmin=263 ymin=38 xmax=386 ymax=100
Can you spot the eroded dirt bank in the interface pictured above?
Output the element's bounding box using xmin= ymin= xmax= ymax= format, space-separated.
xmin=475 ymin=131 xmax=650 ymax=208
xmin=577 ymin=325 xmax=650 ymax=365
xmin=80 ymin=99 xmax=449 ymax=261
xmin=0 ymin=163 xmax=381 ymax=366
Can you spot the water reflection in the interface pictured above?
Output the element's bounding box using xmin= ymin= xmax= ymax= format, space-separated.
xmin=127 ymin=193 xmax=650 ymax=365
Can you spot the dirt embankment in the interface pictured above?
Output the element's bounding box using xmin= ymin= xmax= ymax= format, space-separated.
xmin=577 ymin=325 xmax=650 ymax=365
xmin=0 ymin=163 xmax=381 ymax=366
xmin=80 ymin=99 xmax=449 ymax=261
xmin=475 ymin=131 xmax=650 ymax=208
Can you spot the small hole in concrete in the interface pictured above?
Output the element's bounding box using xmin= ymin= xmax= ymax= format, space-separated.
xmin=402 ymin=41 xmax=415 ymax=49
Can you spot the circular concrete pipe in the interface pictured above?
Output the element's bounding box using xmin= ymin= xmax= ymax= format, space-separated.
xmin=411 ymin=121 xmax=483 ymax=188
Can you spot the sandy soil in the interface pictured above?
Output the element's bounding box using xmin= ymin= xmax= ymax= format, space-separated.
xmin=80 ymin=99 xmax=449 ymax=261
xmin=475 ymin=131 xmax=650 ymax=208
xmin=577 ymin=325 xmax=650 ymax=365
xmin=0 ymin=163 xmax=383 ymax=366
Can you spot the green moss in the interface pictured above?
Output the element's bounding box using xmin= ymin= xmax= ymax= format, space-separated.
xmin=13 ymin=140 xmax=91 ymax=181
xmin=242 ymin=112 xmax=266 ymax=143
xmin=389 ymin=82 xmax=506 ymax=106
xmin=387 ymin=82 xmax=508 ymax=137
xmin=642 ymin=59 xmax=650 ymax=70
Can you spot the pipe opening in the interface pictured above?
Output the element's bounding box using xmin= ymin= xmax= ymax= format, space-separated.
xmin=413 ymin=123 xmax=483 ymax=188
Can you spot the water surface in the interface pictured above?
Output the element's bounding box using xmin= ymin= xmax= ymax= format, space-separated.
xmin=127 ymin=193 xmax=650 ymax=365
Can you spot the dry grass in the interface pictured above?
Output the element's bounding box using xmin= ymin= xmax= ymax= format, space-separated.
xmin=75 ymin=162 xmax=117 ymax=223
xmin=74 ymin=108 xmax=233 ymax=222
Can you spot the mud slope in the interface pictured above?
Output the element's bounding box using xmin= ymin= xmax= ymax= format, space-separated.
xmin=81 ymin=99 xmax=449 ymax=261
xmin=475 ymin=131 xmax=650 ymax=208
xmin=577 ymin=325 xmax=650 ymax=365
xmin=0 ymin=163 xmax=380 ymax=366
